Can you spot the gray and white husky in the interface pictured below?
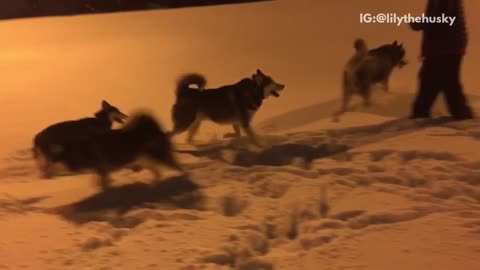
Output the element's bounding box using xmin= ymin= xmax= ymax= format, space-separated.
xmin=335 ymin=39 xmax=407 ymax=121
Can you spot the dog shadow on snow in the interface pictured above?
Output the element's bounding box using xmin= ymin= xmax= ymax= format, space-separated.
xmin=256 ymin=92 xmax=480 ymax=133
xmin=179 ymin=114 xmax=463 ymax=168
xmin=179 ymin=139 xmax=350 ymax=168
xmin=55 ymin=175 xmax=205 ymax=228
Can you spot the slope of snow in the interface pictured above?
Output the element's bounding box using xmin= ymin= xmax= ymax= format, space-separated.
xmin=1 ymin=1 xmax=480 ymax=269
xmin=2 ymin=118 xmax=480 ymax=270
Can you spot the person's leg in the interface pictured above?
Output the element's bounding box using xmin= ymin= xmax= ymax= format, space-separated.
xmin=411 ymin=57 xmax=442 ymax=118
xmin=441 ymin=55 xmax=474 ymax=120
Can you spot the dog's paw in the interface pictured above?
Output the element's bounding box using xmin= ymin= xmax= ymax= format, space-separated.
xmin=248 ymin=144 xmax=265 ymax=152
xmin=253 ymin=138 xmax=270 ymax=149
xmin=96 ymin=176 xmax=112 ymax=191
xmin=99 ymin=182 xmax=111 ymax=191
xmin=180 ymin=171 xmax=191 ymax=178
xmin=223 ymin=132 xmax=238 ymax=139
xmin=255 ymin=143 xmax=265 ymax=149
xmin=363 ymin=101 xmax=373 ymax=108
xmin=41 ymin=173 xmax=53 ymax=180
xmin=40 ymin=167 xmax=54 ymax=179
xmin=130 ymin=165 xmax=143 ymax=172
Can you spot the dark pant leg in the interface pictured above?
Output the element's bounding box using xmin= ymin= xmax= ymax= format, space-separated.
xmin=441 ymin=55 xmax=474 ymax=119
xmin=411 ymin=57 xmax=442 ymax=118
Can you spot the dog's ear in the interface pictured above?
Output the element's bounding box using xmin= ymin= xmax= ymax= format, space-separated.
xmin=254 ymin=73 xmax=263 ymax=85
xmin=256 ymin=69 xmax=265 ymax=76
xmin=102 ymin=100 xmax=111 ymax=109
xmin=392 ymin=40 xmax=398 ymax=46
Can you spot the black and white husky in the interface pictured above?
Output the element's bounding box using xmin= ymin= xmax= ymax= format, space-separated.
xmin=33 ymin=100 xmax=128 ymax=178
xmin=168 ymin=69 xmax=285 ymax=146
xmin=35 ymin=112 xmax=185 ymax=190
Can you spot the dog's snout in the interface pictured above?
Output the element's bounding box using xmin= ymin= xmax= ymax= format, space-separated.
xmin=278 ymin=84 xmax=285 ymax=90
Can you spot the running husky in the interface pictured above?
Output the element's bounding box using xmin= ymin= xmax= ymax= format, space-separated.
xmin=335 ymin=39 xmax=407 ymax=120
xmin=33 ymin=100 xmax=128 ymax=178
xmin=37 ymin=112 xmax=185 ymax=190
xmin=169 ymin=69 xmax=285 ymax=146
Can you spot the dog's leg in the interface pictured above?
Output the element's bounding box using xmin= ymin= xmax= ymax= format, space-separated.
xmin=238 ymin=109 xmax=262 ymax=146
xmin=381 ymin=78 xmax=389 ymax=92
xmin=357 ymin=79 xmax=372 ymax=108
xmin=224 ymin=124 xmax=241 ymax=138
xmin=147 ymin=143 xmax=187 ymax=176
xmin=228 ymin=92 xmax=263 ymax=147
xmin=243 ymin=125 xmax=261 ymax=147
xmin=341 ymin=91 xmax=352 ymax=112
xmin=34 ymin=149 xmax=54 ymax=178
xmin=42 ymin=161 xmax=54 ymax=179
xmin=148 ymin=166 xmax=162 ymax=181
xmin=130 ymin=164 xmax=143 ymax=172
xmin=240 ymin=119 xmax=263 ymax=147
xmin=382 ymin=68 xmax=395 ymax=92
xmin=163 ymin=154 xmax=187 ymax=175
xmin=333 ymin=91 xmax=351 ymax=122
xmin=363 ymin=92 xmax=372 ymax=107
xmin=361 ymin=81 xmax=373 ymax=107
xmin=168 ymin=119 xmax=193 ymax=138
xmin=334 ymin=70 xmax=356 ymax=121
xmin=168 ymin=124 xmax=187 ymax=138
xmin=96 ymin=168 xmax=111 ymax=190
xmin=232 ymin=124 xmax=241 ymax=137
xmin=170 ymin=102 xmax=197 ymax=138
xmin=186 ymin=119 xmax=202 ymax=144
xmin=136 ymin=155 xmax=162 ymax=181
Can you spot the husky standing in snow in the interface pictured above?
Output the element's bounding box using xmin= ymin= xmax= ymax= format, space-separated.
xmin=334 ymin=39 xmax=408 ymax=121
xmin=168 ymin=69 xmax=285 ymax=147
xmin=33 ymin=100 xmax=128 ymax=178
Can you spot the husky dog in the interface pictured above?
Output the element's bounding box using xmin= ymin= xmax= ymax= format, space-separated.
xmin=335 ymin=39 xmax=407 ymax=120
xmin=33 ymin=100 xmax=128 ymax=178
xmin=168 ymin=69 xmax=285 ymax=146
xmin=38 ymin=112 xmax=185 ymax=190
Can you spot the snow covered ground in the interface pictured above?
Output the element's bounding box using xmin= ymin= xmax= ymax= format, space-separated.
xmin=1 ymin=0 xmax=480 ymax=269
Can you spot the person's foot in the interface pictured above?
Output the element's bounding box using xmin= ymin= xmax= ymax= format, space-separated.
xmin=452 ymin=114 xmax=474 ymax=121
xmin=452 ymin=109 xmax=474 ymax=121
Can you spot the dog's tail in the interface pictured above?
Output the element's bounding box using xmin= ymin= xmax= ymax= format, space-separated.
xmin=176 ymin=73 xmax=207 ymax=97
xmin=353 ymin=38 xmax=368 ymax=54
xmin=123 ymin=112 xmax=165 ymax=135
xmin=32 ymin=134 xmax=43 ymax=159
